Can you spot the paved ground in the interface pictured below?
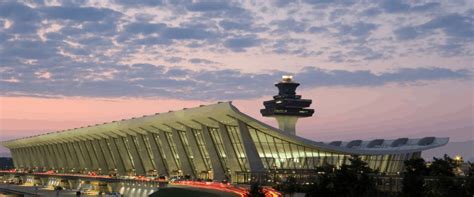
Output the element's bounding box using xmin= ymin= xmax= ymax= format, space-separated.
xmin=0 ymin=184 xmax=95 ymax=197
xmin=0 ymin=184 xmax=240 ymax=197
xmin=150 ymin=186 xmax=238 ymax=197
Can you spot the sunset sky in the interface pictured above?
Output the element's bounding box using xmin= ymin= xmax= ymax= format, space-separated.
xmin=0 ymin=0 xmax=472 ymax=154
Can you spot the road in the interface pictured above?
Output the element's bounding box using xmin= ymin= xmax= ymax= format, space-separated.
xmin=0 ymin=184 xmax=94 ymax=197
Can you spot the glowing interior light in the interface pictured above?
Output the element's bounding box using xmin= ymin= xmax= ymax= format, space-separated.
xmin=281 ymin=75 xmax=293 ymax=82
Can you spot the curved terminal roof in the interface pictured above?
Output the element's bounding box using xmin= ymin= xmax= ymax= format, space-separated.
xmin=0 ymin=102 xmax=448 ymax=155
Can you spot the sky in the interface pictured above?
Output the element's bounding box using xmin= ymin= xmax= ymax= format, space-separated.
xmin=0 ymin=0 xmax=473 ymax=154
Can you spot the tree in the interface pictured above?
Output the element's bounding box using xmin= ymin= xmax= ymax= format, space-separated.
xmin=429 ymin=155 xmax=456 ymax=177
xmin=425 ymin=155 xmax=464 ymax=197
xmin=334 ymin=155 xmax=376 ymax=197
xmin=402 ymin=157 xmax=428 ymax=197
xmin=305 ymin=164 xmax=336 ymax=197
xmin=306 ymin=156 xmax=376 ymax=197
xmin=465 ymin=162 xmax=474 ymax=196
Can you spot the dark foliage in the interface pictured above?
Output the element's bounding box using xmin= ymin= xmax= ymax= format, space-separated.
xmin=0 ymin=157 xmax=13 ymax=170
xmin=429 ymin=155 xmax=456 ymax=177
xmin=280 ymin=175 xmax=297 ymax=196
xmin=465 ymin=163 xmax=474 ymax=195
xmin=305 ymin=155 xmax=376 ymax=197
xmin=425 ymin=155 xmax=467 ymax=196
xmin=402 ymin=158 xmax=428 ymax=197
xmin=401 ymin=155 xmax=473 ymax=197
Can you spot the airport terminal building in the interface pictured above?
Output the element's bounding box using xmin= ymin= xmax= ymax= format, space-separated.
xmin=1 ymin=76 xmax=448 ymax=183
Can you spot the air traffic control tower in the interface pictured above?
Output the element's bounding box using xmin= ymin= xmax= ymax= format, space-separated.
xmin=261 ymin=75 xmax=314 ymax=134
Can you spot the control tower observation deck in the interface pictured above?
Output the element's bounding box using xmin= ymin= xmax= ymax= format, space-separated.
xmin=260 ymin=75 xmax=314 ymax=134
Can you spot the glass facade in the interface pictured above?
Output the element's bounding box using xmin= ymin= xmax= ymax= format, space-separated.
xmin=142 ymin=134 xmax=157 ymax=170
xmin=177 ymin=130 xmax=197 ymax=175
xmin=226 ymin=125 xmax=249 ymax=171
xmin=121 ymin=137 xmax=135 ymax=170
xmin=150 ymin=132 xmax=169 ymax=172
xmin=191 ymin=129 xmax=212 ymax=171
xmin=8 ymin=121 xmax=425 ymax=179
xmin=164 ymin=131 xmax=181 ymax=172
xmin=208 ymin=127 xmax=228 ymax=170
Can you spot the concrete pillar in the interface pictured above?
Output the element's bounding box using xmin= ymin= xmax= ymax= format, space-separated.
xmin=23 ymin=147 xmax=36 ymax=168
xmin=18 ymin=147 xmax=31 ymax=168
xmin=42 ymin=145 xmax=55 ymax=170
xmin=218 ymin=123 xmax=242 ymax=173
xmin=114 ymin=137 xmax=134 ymax=173
xmin=65 ymin=143 xmax=80 ymax=170
xmin=20 ymin=148 xmax=33 ymax=168
xmin=201 ymin=125 xmax=226 ymax=181
xmin=38 ymin=145 xmax=53 ymax=169
xmin=25 ymin=147 xmax=36 ymax=168
xmin=91 ymin=139 xmax=109 ymax=174
xmin=15 ymin=148 xmax=25 ymax=168
xmin=56 ymin=143 xmax=72 ymax=171
xmin=134 ymin=133 xmax=155 ymax=173
xmin=32 ymin=146 xmax=44 ymax=168
xmin=126 ymin=134 xmax=146 ymax=175
xmin=79 ymin=140 xmax=100 ymax=170
xmin=10 ymin=149 xmax=21 ymax=168
xmin=185 ymin=127 xmax=207 ymax=175
xmin=99 ymin=138 xmax=116 ymax=172
xmin=55 ymin=143 xmax=69 ymax=170
xmin=145 ymin=131 xmax=168 ymax=176
xmin=37 ymin=146 xmax=48 ymax=169
xmin=237 ymin=120 xmax=265 ymax=172
xmin=157 ymin=130 xmax=180 ymax=174
xmin=171 ymin=128 xmax=195 ymax=177
xmin=43 ymin=145 xmax=56 ymax=169
xmin=72 ymin=141 xmax=87 ymax=170
xmin=84 ymin=140 xmax=100 ymax=170
xmin=106 ymin=138 xmax=126 ymax=175
xmin=48 ymin=144 xmax=61 ymax=169
xmin=27 ymin=147 xmax=40 ymax=169
xmin=34 ymin=146 xmax=46 ymax=168
xmin=78 ymin=141 xmax=94 ymax=169
xmin=14 ymin=148 xmax=24 ymax=168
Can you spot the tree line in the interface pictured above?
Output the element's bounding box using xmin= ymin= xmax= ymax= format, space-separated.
xmin=249 ymin=155 xmax=474 ymax=197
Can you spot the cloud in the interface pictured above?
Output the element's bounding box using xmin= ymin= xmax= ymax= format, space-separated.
xmin=189 ymin=58 xmax=218 ymax=64
xmin=379 ymin=0 xmax=440 ymax=13
xmin=0 ymin=1 xmax=40 ymax=33
xmin=0 ymin=63 xmax=470 ymax=100
xmin=395 ymin=12 xmax=473 ymax=41
xmin=123 ymin=22 xmax=166 ymax=35
xmin=114 ymin=0 xmax=164 ymax=7
xmin=0 ymin=0 xmax=472 ymax=101
xmin=0 ymin=2 xmax=38 ymax=22
xmin=336 ymin=22 xmax=378 ymax=38
xmin=183 ymin=1 xmax=249 ymax=19
xmin=303 ymin=0 xmax=357 ymax=7
xmin=41 ymin=6 xmax=122 ymax=22
xmin=270 ymin=18 xmax=307 ymax=33
xmin=186 ymin=1 xmax=233 ymax=12
xmin=161 ymin=27 xmax=216 ymax=40
xmin=2 ymin=40 xmax=59 ymax=59
xmin=219 ymin=19 xmax=252 ymax=30
xmin=224 ymin=36 xmax=261 ymax=52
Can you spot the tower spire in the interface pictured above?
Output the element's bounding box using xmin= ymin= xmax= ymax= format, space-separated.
xmin=260 ymin=75 xmax=314 ymax=134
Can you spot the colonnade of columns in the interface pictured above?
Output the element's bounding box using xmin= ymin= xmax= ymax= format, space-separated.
xmin=9 ymin=119 xmax=264 ymax=182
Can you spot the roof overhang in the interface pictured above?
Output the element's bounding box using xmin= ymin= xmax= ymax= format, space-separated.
xmin=1 ymin=102 xmax=449 ymax=155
